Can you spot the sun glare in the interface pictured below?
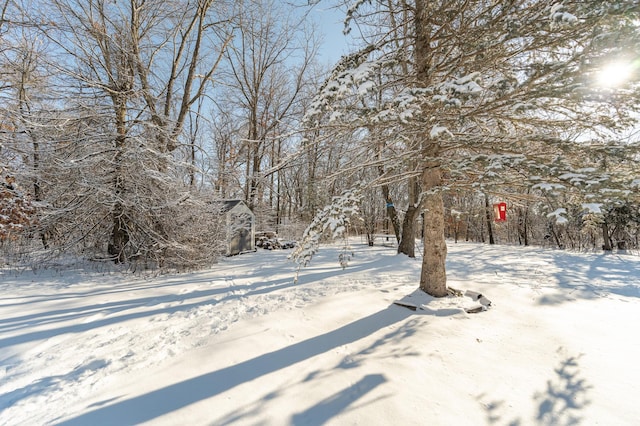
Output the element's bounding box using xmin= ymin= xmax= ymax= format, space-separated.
xmin=596 ymin=61 xmax=634 ymax=88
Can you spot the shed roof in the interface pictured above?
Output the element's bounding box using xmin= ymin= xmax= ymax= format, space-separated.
xmin=221 ymin=199 xmax=252 ymax=213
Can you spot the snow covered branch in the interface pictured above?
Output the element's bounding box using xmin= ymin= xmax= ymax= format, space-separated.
xmin=290 ymin=187 xmax=362 ymax=272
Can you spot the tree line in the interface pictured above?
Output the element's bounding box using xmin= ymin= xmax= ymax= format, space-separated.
xmin=1 ymin=1 xmax=639 ymax=290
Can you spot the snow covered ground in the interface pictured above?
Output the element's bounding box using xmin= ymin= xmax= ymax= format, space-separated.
xmin=1 ymin=240 xmax=639 ymax=425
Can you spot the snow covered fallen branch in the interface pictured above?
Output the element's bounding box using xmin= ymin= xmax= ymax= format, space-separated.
xmin=392 ymin=287 xmax=492 ymax=314
xmin=290 ymin=188 xmax=362 ymax=281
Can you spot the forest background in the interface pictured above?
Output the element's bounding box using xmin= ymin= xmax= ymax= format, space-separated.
xmin=1 ymin=0 xmax=639 ymax=286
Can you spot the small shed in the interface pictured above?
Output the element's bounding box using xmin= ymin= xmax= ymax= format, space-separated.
xmin=222 ymin=199 xmax=255 ymax=256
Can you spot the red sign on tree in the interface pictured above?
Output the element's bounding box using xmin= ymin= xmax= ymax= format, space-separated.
xmin=493 ymin=202 xmax=507 ymax=222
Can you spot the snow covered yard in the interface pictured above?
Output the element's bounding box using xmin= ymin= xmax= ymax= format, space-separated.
xmin=1 ymin=242 xmax=639 ymax=425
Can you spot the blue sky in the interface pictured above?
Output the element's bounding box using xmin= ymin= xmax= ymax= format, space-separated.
xmin=309 ymin=4 xmax=351 ymax=65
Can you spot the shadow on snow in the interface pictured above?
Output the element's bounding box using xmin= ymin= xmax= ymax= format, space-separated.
xmin=56 ymin=306 xmax=413 ymax=425
xmin=446 ymin=243 xmax=640 ymax=304
xmin=478 ymin=351 xmax=591 ymax=425
xmin=0 ymin=248 xmax=403 ymax=350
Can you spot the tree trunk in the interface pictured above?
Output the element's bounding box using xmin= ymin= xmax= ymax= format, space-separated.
xmin=419 ymin=164 xmax=448 ymax=297
xmin=397 ymin=174 xmax=420 ymax=256
xmin=32 ymin=139 xmax=48 ymax=249
xmin=549 ymin=223 xmax=563 ymax=249
xmin=109 ymin=210 xmax=129 ymax=263
xmin=108 ymin=99 xmax=129 ymax=264
xmin=18 ymin=70 xmax=48 ymax=249
xmin=602 ymin=222 xmax=612 ymax=251
xmin=397 ymin=205 xmax=420 ymax=257
xmin=377 ymin=158 xmax=401 ymax=243
xmin=518 ymin=200 xmax=530 ymax=246
xmin=381 ymin=183 xmax=402 ymax=243
xmin=366 ymin=233 xmax=375 ymax=246
xmin=415 ymin=0 xmax=447 ymax=297
xmin=484 ymin=193 xmax=495 ymax=245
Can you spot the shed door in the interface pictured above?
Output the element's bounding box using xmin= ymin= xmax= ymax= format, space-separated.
xmin=230 ymin=212 xmax=253 ymax=254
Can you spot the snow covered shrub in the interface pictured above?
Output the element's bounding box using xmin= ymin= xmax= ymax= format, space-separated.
xmin=27 ymin=127 xmax=227 ymax=271
xmin=152 ymin=196 xmax=226 ymax=270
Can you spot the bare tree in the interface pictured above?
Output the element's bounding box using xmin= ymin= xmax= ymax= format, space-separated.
xmin=221 ymin=0 xmax=318 ymax=216
xmin=13 ymin=0 xmax=236 ymax=266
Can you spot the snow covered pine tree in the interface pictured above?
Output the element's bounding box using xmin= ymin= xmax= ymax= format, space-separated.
xmin=302 ymin=1 xmax=640 ymax=296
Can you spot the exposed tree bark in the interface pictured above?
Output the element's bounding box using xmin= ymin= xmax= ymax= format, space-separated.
xmin=378 ymin=166 xmax=401 ymax=243
xmin=382 ymin=2 xmax=409 ymax=249
xmin=396 ymin=174 xmax=421 ymax=256
xmin=383 ymin=190 xmax=401 ymax=243
xmin=484 ymin=193 xmax=495 ymax=245
xmin=419 ymin=162 xmax=448 ymax=297
xmin=549 ymin=223 xmax=564 ymax=249
xmin=187 ymin=97 xmax=205 ymax=188
xmin=602 ymin=222 xmax=613 ymax=251
xmin=397 ymin=204 xmax=419 ymax=257
xmin=415 ymin=0 xmax=447 ymax=296
xmin=518 ymin=206 xmax=529 ymax=246
xmin=15 ymin=40 xmax=48 ymax=248
xmin=108 ymin=95 xmax=130 ymax=263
